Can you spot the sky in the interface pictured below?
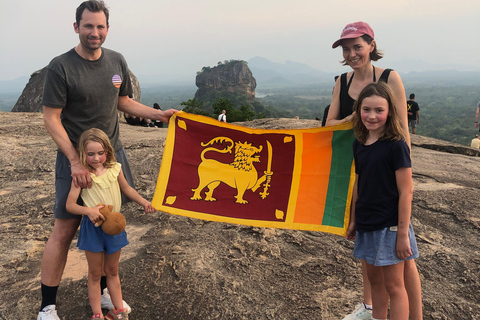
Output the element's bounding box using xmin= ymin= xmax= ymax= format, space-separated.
xmin=1 ymin=0 xmax=480 ymax=83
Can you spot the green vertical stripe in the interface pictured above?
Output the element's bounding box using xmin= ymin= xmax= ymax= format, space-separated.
xmin=322 ymin=129 xmax=355 ymax=227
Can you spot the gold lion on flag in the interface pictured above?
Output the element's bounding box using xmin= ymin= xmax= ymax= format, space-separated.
xmin=153 ymin=112 xmax=355 ymax=236
xmin=190 ymin=136 xmax=273 ymax=204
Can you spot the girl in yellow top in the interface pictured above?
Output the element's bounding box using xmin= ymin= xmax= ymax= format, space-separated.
xmin=66 ymin=128 xmax=155 ymax=320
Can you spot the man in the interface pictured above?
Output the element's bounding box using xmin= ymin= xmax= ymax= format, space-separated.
xmin=38 ymin=1 xmax=177 ymax=319
xmin=471 ymin=134 xmax=480 ymax=149
xmin=475 ymin=101 xmax=480 ymax=131
xmin=218 ymin=109 xmax=227 ymax=122
xmin=407 ymin=93 xmax=420 ymax=134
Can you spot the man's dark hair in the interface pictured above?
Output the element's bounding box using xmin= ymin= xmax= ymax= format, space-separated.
xmin=76 ymin=1 xmax=109 ymax=26
xmin=409 ymin=93 xmax=415 ymax=99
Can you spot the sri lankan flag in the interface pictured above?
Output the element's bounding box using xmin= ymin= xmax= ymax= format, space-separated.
xmin=152 ymin=112 xmax=355 ymax=236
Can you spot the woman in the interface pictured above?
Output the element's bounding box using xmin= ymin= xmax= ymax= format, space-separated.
xmin=326 ymin=21 xmax=408 ymax=142
xmin=325 ymin=22 xmax=422 ymax=320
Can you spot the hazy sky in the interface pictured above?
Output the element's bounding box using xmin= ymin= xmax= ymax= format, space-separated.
xmin=1 ymin=0 xmax=480 ymax=82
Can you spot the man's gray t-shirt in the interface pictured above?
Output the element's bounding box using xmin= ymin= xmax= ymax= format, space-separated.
xmin=42 ymin=48 xmax=132 ymax=151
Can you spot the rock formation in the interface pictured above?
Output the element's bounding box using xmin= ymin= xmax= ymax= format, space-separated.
xmin=194 ymin=60 xmax=256 ymax=101
xmin=11 ymin=67 xmax=141 ymax=112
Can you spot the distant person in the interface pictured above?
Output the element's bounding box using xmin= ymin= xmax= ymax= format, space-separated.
xmin=124 ymin=112 xmax=149 ymax=126
xmin=38 ymin=1 xmax=177 ymax=319
xmin=321 ymin=75 xmax=340 ymax=126
xmin=407 ymin=93 xmax=420 ymax=134
xmin=475 ymin=101 xmax=480 ymax=131
xmin=325 ymin=21 xmax=422 ymax=320
xmin=66 ymin=128 xmax=156 ymax=320
xmin=151 ymin=103 xmax=164 ymax=128
xmin=470 ymin=134 xmax=480 ymax=149
xmin=218 ymin=109 xmax=227 ymax=122
xmin=125 ymin=95 xmax=151 ymax=127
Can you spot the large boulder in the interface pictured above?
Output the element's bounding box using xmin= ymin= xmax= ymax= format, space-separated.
xmin=11 ymin=67 xmax=141 ymax=112
xmin=194 ymin=60 xmax=256 ymax=101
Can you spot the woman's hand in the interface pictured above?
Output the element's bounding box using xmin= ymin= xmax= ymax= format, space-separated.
xmin=346 ymin=111 xmax=356 ymax=123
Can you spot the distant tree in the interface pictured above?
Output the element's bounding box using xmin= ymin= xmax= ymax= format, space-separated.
xmin=212 ymin=98 xmax=238 ymax=121
xmin=238 ymin=104 xmax=256 ymax=121
xmin=210 ymin=98 xmax=267 ymax=122
xmin=180 ymin=98 xmax=209 ymax=116
xmin=145 ymin=80 xmax=480 ymax=146
xmin=198 ymin=66 xmax=211 ymax=74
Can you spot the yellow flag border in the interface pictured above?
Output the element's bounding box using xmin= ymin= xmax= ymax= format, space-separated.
xmin=153 ymin=112 xmax=354 ymax=236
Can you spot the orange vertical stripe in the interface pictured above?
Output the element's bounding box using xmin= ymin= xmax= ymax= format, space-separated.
xmin=293 ymin=131 xmax=333 ymax=225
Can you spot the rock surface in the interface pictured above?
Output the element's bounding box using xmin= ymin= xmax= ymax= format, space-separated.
xmin=0 ymin=112 xmax=479 ymax=319
xmin=195 ymin=61 xmax=256 ymax=101
xmin=11 ymin=67 xmax=141 ymax=112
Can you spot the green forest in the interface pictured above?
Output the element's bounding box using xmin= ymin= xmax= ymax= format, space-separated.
xmin=402 ymin=84 xmax=479 ymax=145
xmin=258 ymin=83 xmax=480 ymax=146
xmin=138 ymin=82 xmax=480 ymax=146
xmin=2 ymin=80 xmax=479 ymax=147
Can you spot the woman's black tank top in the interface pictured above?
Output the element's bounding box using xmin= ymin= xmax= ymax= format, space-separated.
xmin=339 ymin=68 xmax=392 ymax=120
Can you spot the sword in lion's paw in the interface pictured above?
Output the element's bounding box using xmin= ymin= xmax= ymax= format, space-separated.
xmin=260 ymin=140 xmax=273 ymax=199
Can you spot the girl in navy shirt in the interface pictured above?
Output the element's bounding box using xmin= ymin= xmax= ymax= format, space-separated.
xmin=347 ymin=82 xmax=419 ymax=320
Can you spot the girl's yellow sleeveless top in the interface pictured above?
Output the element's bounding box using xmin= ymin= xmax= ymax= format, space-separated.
xmin=81 ymin=162 xmax=122 ymax=212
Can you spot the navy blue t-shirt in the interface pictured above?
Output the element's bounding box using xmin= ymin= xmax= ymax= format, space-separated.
xmin=353 ymin=139 xmax=411 ymax=232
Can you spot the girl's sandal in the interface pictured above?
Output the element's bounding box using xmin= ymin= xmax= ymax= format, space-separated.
xmin=91 ymin=313 xmax=105 ymax=319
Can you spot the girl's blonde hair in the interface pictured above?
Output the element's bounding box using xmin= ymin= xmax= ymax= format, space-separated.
xmin=353 ymin=81 xmax=406 ymax=144
xmin=77 ymin=128 xmax=116 ymax=172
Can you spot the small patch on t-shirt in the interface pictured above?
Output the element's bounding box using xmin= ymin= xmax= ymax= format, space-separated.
xmin=112 ymin=74 xmax=122 ymax=88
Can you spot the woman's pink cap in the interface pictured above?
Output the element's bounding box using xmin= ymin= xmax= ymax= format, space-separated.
xmin=332 ymin=21 xmax=375 ymax=48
